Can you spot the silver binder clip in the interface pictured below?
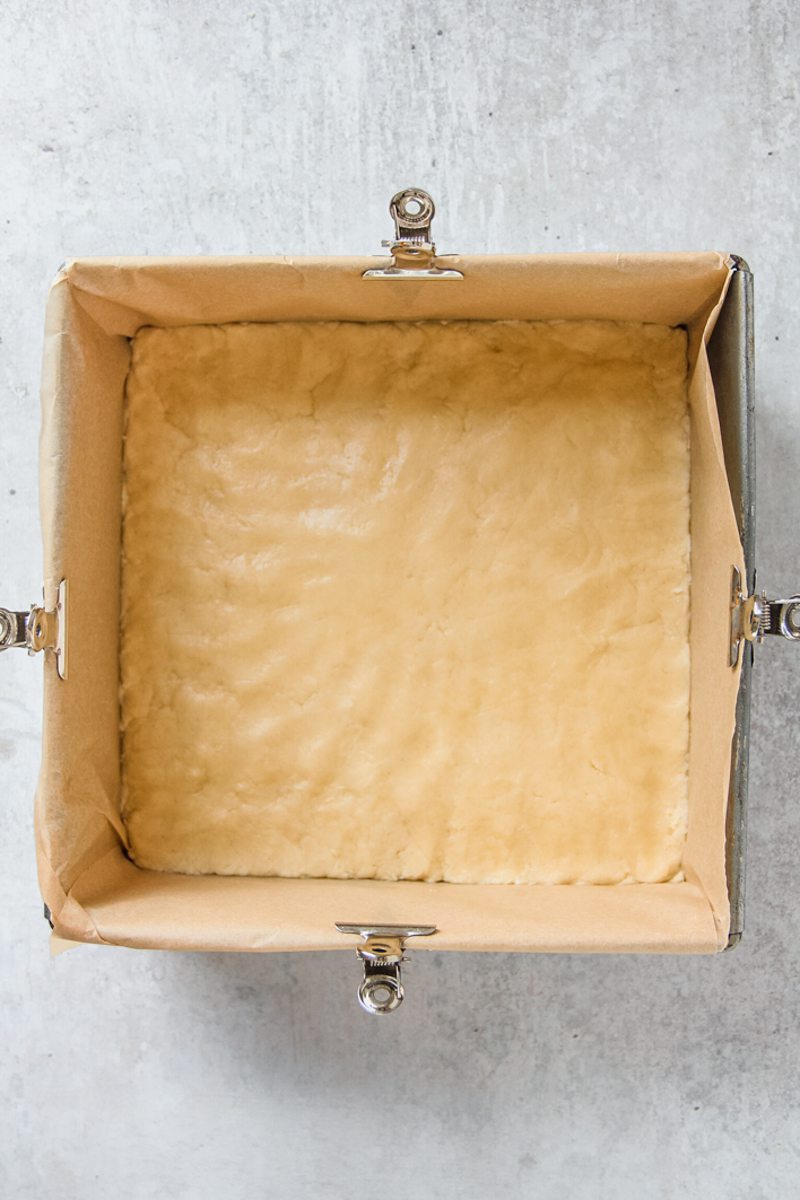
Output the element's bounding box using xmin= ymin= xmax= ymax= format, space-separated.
xmin=336 ymin=923 xmax=437 ymax=1014
xmin=0 ymin=579 xmax=68 ymax=679
xmin=363 ymin=188 xmax=463 ymax=279
xmin=730 ymin=566 xmax=800 ymax=666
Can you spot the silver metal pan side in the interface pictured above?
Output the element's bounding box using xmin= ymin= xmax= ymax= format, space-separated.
xmin=706 ymin=259 xmax=755 ymax=948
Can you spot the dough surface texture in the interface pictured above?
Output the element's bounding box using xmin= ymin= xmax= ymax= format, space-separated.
xmin=120 ymin=319 xmax=690 ymax=883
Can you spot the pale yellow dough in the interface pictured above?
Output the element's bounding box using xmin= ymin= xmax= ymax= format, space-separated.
xmin=120 ymin=319 xmax=690 ymax=884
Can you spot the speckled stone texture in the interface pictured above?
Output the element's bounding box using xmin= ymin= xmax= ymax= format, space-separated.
xmin=1 ymin=3 xmax=798 ymax=1197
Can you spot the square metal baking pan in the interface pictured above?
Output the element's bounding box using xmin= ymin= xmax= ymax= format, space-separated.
xmin=2 ymin=191 xmax=796 ymax=1013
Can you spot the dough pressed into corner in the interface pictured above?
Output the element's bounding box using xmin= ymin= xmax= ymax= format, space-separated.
xmin=120 ymin=319 xmax=690 ymax=884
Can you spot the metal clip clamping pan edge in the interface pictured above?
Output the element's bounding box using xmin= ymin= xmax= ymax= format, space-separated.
xmin=336 ymin=923 xmax=437 ymax=1014
xmin=0 ymin=579 xmax=68 ymax=680
xmin=363 ymin=188 xmax=463 ymax=279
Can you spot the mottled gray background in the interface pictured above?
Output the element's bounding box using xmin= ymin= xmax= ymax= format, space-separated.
xmin=2 ymin=2 xmax=799 ymax=1196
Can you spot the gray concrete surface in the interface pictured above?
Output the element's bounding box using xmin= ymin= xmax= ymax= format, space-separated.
xmin=2 ymin=2 xmax=799 ymax=1196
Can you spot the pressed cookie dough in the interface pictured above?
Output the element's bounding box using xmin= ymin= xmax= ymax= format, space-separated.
xmin=120 ymin=319 xmax=690 ymax=884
